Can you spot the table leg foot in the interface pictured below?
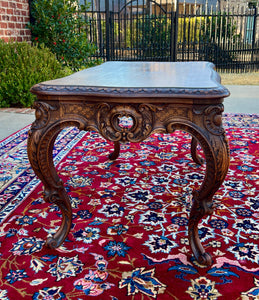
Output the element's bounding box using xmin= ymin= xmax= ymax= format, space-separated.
xmin=188 ymin=197 xmax=214 ymax=266
xmin=109 ymin=141 xmax=120 ymax=160
xmin=46 ymin=236 xmax=64 ymax=249
xmin=44 ymin=188 xmax=72 ymax=249
xmin=197 ymin=253 xmax=212 ymax=266
xmin=191 ymin=137 xmax=205 ymax=165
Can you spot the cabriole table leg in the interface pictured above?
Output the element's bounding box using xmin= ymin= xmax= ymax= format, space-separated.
xmin=27 ymin=106 xmax=72 ymax=249
xmin=189 ymin=128 xmax=229 ymax=265
xmin=166 ymin=109 xmax=230 ymax=266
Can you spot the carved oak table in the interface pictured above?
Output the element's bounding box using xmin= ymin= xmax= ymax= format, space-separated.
xmin=28 ymin=61 xmax=230 ymax=266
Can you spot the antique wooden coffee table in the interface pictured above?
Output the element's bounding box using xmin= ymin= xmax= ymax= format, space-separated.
xmin=28 ymin=61 xmax=230 ymax=266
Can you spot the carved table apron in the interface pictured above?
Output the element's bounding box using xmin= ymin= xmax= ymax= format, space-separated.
xmin=28 ymin=61 xmax=230 ymax=266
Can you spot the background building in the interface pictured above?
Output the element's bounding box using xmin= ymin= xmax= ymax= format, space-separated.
xmin=0 ymin=0 xmax=31 ymax=42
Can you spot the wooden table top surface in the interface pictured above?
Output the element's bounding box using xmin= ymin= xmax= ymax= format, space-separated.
xmin=31 ymin=61 xmax=230 ymax=99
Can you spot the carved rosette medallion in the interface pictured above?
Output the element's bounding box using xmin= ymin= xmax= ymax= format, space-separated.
xmin=97 ymin=103 xmax=154 ymax=143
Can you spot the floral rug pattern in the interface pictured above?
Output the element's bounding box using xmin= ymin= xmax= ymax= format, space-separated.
xmin=0 ymin=114 xmax=258 ymax=299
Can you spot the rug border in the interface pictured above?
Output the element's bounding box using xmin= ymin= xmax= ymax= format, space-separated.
xmin=0 ymin=129 xmax=87 ymax=225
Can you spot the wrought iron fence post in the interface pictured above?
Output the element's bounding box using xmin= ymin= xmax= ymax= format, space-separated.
xmin=251 ymin=6 xmax=257 ymax=65
xmin=105 ymin=0 xmax=110 ymax=61
xmin=170 ymin=0 xmax=179 ymax=62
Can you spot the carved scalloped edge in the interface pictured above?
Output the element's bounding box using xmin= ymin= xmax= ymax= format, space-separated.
xmin=31 ymin=84 xmax=229 ymax=97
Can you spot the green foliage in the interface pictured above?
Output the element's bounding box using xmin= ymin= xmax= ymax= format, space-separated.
xmin=248 ymin=1 xmax=258 ymax=8
xmin=0 ymin=40 xmax=71 ymax=108
xmin=200 ymin=13 xmax=239 ymax=43
xmin=199 ymin=13 xmax=240 ymax=64
xmin=28 ymin=0 xmax=99 ymax=71
xmin=178 ymin=17 xmax=201 ymax=43
xmin=111 ymin=13 xmax=239 ymax=63
xmin=132 ymin=16 xmax=202 ymax=59
xmin=135 ymin=16 xmax=171 ymax=59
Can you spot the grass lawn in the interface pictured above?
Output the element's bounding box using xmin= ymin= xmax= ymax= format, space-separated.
xmin=219 ymin=71 xmax=259 ymax=85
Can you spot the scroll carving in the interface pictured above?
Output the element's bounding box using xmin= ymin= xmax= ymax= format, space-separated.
xmin=31 ymin=102 xmax=58 ymax=131
xmin=204 ymin=104 xmax=225 ymax=135
xmin=193 ymin=104 xmax=225 ymax=135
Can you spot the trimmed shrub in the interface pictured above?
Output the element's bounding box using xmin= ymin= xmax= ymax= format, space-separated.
xmin=0 ymin=40 xmax=71 ymax=108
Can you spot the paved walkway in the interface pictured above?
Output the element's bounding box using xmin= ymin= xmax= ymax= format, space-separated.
xmin=0 ymin=85 xmax=258 ymax=141
xmin=0 ymin=108 xmax=35 ymax=141
xmin=224 ymin=85 xmax=259 ymax=114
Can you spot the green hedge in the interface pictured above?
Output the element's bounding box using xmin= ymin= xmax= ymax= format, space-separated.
xmin=0 ymin=40 xmax=71 ymax=108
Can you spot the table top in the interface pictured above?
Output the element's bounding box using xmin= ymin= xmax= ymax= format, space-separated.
xmin=31 ymin=61 xmax=230 ymax=99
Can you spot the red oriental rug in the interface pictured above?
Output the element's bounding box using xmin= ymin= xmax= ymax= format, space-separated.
xmin=0 ymin=113 xmax=258 ymax=300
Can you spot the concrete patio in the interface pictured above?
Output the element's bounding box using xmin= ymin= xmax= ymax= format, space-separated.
xmin=0 ymin=85 xmax=258 ymax=141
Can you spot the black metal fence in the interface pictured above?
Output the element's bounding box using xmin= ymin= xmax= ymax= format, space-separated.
xmin=83 ymin=0 xmax=259 ymax=72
